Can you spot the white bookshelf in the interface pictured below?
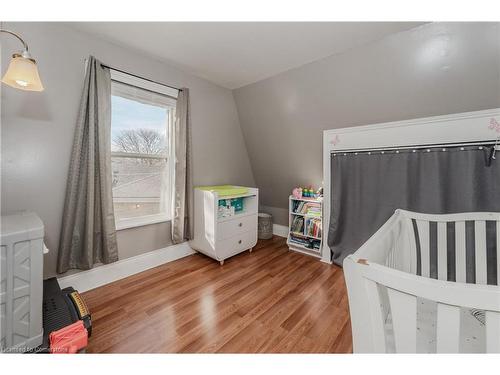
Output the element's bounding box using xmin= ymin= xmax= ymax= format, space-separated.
xmin=286 ymin=195 xmax=323 ymax=258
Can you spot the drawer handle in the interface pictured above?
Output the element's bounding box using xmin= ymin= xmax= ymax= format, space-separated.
xmin=238 ymin=240 xmax=242 ymax=244
xmin=238 ymin=223 xmax=243 ymax=227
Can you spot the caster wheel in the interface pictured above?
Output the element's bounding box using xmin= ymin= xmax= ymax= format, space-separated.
xmin=219 ymin=260 xmax=224 ymax=266
xmin=249 ymin=248 xmax=253 ymax=253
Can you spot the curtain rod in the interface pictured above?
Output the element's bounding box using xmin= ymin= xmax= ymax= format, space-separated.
xmin=331 ymin=140 xmax=499 ymax=154
xmin=101 ymin=64 xmax=182 ymax=92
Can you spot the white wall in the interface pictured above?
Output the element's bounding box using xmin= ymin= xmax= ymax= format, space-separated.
xmin=1 ymin=22 xmax=255 ymax=278
xmin=234 ymin=22 xmax=500 ymax=224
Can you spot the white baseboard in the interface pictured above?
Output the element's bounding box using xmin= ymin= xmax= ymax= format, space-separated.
xmin=321 ymin=253 xmax=333 ymax=264
xmin=273 ymin=224 xmax=289 ymax=238
xmin=59 ymin=225 xmax=290 ymax=292
xmin=57 ymin=242 xmax=195 ymax=293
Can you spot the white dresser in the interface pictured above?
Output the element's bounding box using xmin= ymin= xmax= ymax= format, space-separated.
xmin=190 ymin=186 xmax=258 ymax=265
xmin=1 ymin=212 xmax=44 ymax=352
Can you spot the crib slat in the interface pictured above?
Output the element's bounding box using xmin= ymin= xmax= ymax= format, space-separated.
xmin=387 ymin=288 xmax=417 ymax=353
xmin=486 ymin=311 xmax=500 ymax=353
xmin=364 ymin=279 xmax=387 ymax=352
xmin=437 ymin=222 xmax=447 ymax=281
xmin=455 ymin=221 xmax=467 ymax=283
xmin=417 ymin=220 xmax=430 ymax=278
xmin=436 ymin=303 xmax=461 ymax=353
xmin=407 ymin=218 xmax=418 ymax=274
xmin=475 ymin=221 xmax=487 ymax=284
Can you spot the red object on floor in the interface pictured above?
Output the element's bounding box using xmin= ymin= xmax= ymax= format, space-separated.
xmin=49 ymin=320 xmax=88 ymax=353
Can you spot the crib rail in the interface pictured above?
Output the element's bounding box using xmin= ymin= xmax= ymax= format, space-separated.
xmin=359 ymin=262 xmax=500 ymax=353
xmin=344 ymin=209 xmax=500 ymax=353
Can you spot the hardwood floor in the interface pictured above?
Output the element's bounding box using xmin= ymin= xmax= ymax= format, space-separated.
xmin=82 ymin=236 xmax=352 ymax=353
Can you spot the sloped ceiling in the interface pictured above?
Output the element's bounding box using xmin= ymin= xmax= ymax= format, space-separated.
xmin=69 ymin=22 xmax=424 ymax=89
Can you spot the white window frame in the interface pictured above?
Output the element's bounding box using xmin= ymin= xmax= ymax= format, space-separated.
xmin=110 ymin=70 xmax=178 ymax=231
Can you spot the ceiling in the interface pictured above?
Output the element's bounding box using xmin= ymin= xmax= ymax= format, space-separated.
xmin=70 ymin=22 xmax=425 ymax=89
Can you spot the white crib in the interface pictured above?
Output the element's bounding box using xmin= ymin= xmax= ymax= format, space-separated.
xmin=344 ymin=209 xmax=500 ymax=353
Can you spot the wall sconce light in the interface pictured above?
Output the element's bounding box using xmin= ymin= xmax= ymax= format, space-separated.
xmin=1 ymin=29 xmax=44 ymax=91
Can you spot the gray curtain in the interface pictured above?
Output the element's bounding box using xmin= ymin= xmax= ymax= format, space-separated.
xmin=57 ymin=56 xmax=118 ymax=273
xmin=172 ymin=88 xmax=193 ymax=243
xmin=328 ymin=145 xmax=500 ymax=268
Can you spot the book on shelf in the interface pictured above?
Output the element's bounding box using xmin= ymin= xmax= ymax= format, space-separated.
xmin=292 ymin=201 xmax=322 ymax=217
xmin=305 ymin=217 xmax=322 ymax=238
xmin=290 ymin=216 xmax=304 ymax=233
xmin=289 ymin=233 xmax=321 ymax=250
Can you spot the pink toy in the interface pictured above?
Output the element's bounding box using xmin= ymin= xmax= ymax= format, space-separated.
xmin=292 ymin=188 xmax=302 ymax=199
xmin=489 ymin=118 xmax=500 ymax=133
xmin=330 ymin=134 xmax=340 ymax=146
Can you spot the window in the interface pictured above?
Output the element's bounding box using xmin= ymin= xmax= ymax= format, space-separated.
xmin=110 ymin=71 xmax=177 ymax=230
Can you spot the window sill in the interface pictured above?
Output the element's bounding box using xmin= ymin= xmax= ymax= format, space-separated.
xmin=115 ymin=214 xmax=171 ymax=231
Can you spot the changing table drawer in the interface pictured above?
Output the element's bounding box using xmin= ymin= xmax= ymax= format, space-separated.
xmin=217 ymin=214 xmax=257 ymax=240
xmin=215 ymin=230 xmax=257 ymax=259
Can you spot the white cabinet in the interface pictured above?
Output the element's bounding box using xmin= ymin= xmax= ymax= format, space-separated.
xmin=0 ymin=212 xmax=44 ymax=352
xmin=190 ymin=186 xmax=258 ymax=265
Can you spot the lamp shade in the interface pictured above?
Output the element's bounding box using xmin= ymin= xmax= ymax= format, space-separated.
xmin=1 ymin=54 xmax=44 ymax=91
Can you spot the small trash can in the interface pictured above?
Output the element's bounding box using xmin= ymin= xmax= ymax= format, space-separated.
xmin=258 ymin=213 xmax=273 ymax=239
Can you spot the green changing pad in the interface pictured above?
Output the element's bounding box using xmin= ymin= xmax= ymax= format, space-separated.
xmin=197 ymin=185 xmax=249 ymax=197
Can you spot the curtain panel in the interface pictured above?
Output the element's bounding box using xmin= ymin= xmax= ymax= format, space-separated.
xmin=172 ymin=88 xmax=194 ymax=243
xmin=57 ymin=56 xmax=118 ymax=273
xmin=327 ymin=145 xmax=500 ymax=267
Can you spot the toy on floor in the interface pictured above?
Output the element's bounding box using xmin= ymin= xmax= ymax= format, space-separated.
xmin=49 ymin=321 xmax=88 ymax=354
xmin=37 ymin=278 xmax=92 ymax=353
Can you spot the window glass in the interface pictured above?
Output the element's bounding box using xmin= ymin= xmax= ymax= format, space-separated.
xmin=111 ymin=80 xmax=175 ymax=223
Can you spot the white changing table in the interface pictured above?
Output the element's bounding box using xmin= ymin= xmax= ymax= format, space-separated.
xmin=190 ymin=186 xmax=258 ymax=265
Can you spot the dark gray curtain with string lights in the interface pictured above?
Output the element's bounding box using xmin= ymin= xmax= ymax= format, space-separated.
xmin=328 ymin=145 xmax=500 ymax=269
